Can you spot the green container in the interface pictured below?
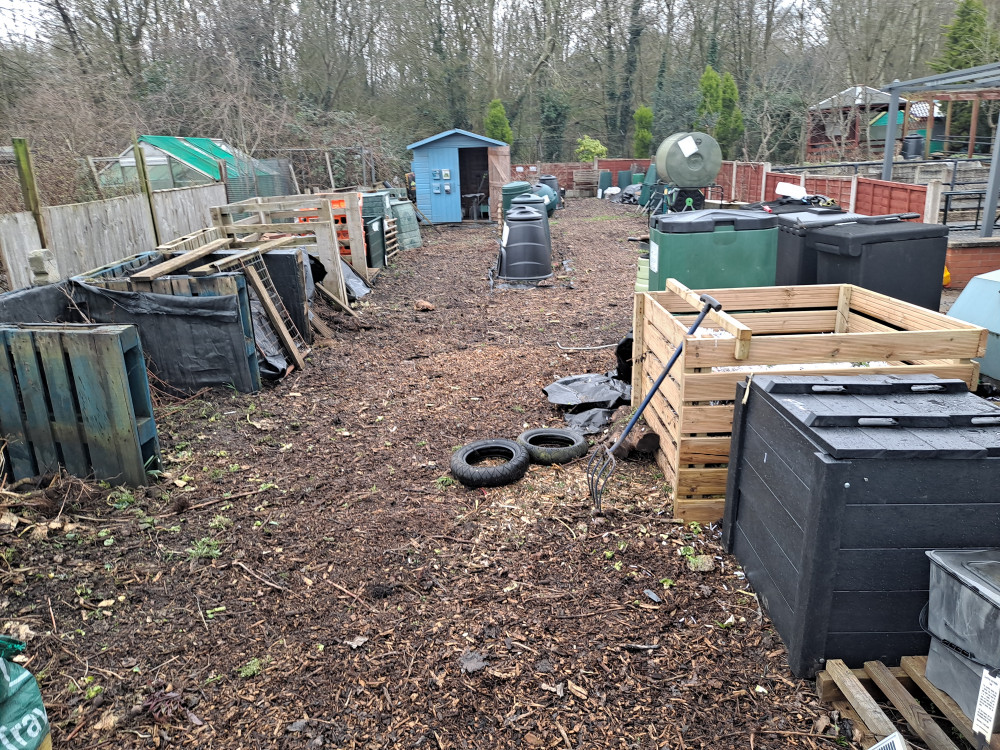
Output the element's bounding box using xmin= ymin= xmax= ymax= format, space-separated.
xmin=597 ymin=171 xmax=613 ymax=195
xmin=648 ymin=210 xmax=778 ymax=292
xmin=531 ymin=183 xmax=558 ymax=216
xmin=631 ymin=173 xmax=644 ymax=185
xmin=365 ymin=217 xmax=386 ymax=268
xmin=390 ymin=199 xmax=422 ymax=250
xmin=502 ymin=181 xmax=533 ymax=215
xmin=617 ymin=170 xmax=632 ymax=188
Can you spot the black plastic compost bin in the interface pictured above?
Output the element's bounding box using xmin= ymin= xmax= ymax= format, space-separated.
xmin=723 ymin=373 xmax=1000 ymax=678
xmin=812 ymin=218 xmax=948 ymax=309
xmin=775 ymin=211 xmax=864 ymax=286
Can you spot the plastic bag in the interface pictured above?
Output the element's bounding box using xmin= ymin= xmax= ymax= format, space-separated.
xmin=0 ymin=638 xmax=50 ymax=750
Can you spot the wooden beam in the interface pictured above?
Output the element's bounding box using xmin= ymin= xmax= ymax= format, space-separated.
xmin=864 ymin=661 xmax=959 ymax=750
xmin=816 ymin=663 xmax=912 ymax=703
xmin=825 ymin=660 xmax=899 ymax=743
xmin=133 ymin=135 xmax=161 ymax=246
xmin=969 ymin=98 xmax=980 ymax=158
xmin=325 ymin=151 xmax=335 ymax=190
xmin=130 ymin=238 xmax=232 ymax=281
xmin=244 ymin=266 xmax=306 ymax=370
xmin=924 ymin=101 xmax=934 ymax=159
xmin=901 ymin=656 xmax=1000 ymax=750
xmin=315 ymin=281 xmax=359 ymax=318
xmin=85 ymin=156 xmax=104 ymax=199
xmin=11 ymin=137 xmax=47 ymax=249
xmin=186 ymin=237 xmax=297 ymax=276
xmin=832 ymin=700 xmax=878 ymax=749
xmin=944 ymin=101 xmax=953 ymax=153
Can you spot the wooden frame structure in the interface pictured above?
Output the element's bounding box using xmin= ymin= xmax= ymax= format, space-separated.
xmin=210 ymin=192 xmax=377 ymax=304
xmin=632 ymin=280 xmax=987 ymax=523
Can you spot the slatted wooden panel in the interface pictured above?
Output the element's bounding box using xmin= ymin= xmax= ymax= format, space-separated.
xmin=0 ymin=324 xmax=159 ymax=486
xmin=633 ymin=283 xmax=986 ymax=523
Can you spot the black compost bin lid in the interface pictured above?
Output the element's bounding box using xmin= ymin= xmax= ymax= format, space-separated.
xmin=748 ymin=374 xmax=1000 ymax=459
xmin=652 ymin=209 xmax=777 ymax=233
xmin=505 ymin=205 xmax=544 ymax=221
xmin=810 ymin=218 xmax=949 ymax=256
xmin=765 ymin=202 xmax=848 ymax=215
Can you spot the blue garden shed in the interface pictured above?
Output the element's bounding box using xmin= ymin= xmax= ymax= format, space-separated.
xmin=407 ymin=129 xmax=510 ymax=223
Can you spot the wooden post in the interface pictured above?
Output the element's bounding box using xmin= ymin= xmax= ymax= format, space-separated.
xmin=944 ymin=101 xmax=953 ymax=153
xmin=85 ymin=156 xmax=104 ymax=199
xmin=12 ymin=137 xmax=47 ymax=249
xmin=288 ymin=162 xmax=301 ymax=195
xmin=968 ymin=98 xmax=980 ymax=158
xmin=901 ymin=100 xmax=911 ymax=139
xmin=132 ymin=135 xmax=161 ymax=246
xmin=324 ymin=151 xmax=335 ymax=190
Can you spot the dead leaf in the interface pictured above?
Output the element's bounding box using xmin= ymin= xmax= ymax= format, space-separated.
xmin=523 ymin=732 xmax=544 ymax=747
xmin=414 ymin=299 xmax=435 ymax=311
xmin=93 ymin=709 xmax=119 ymax=732
xmin=97 ymin=599 xmax=115 ymax=608
xmin=0 ymin=511 xmax=18 ymax=533
xmin=344 ymin=636 xmax=369 ymax=650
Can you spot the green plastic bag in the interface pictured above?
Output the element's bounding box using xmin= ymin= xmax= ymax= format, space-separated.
xmin=0 ymin=638 xmax=49 ymax=750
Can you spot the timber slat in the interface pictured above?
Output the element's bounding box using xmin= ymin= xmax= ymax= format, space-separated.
xmin=244 ymin=266 xmax=306 ymax=371
xmin=863 ymin=661 xmax=959 ymax=750
xmin=131 ymin=238 xmax=233 ymax=281
xmin=817 ymin=657 xmax=1000 ymax=750
xmin=901 ymin=656 xmax=1000 ymax=750
xmin=825 ymin=660 xmax=899 ymax=743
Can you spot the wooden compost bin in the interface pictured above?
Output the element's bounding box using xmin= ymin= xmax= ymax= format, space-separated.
xmin=632 ymin=280 xmax=987 ymax=524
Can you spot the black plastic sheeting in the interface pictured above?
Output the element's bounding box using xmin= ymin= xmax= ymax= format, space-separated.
xmin=342 ymin=259 xmax=372 ymax=302
xmin=0 ymin=279 xmax=259 ymax=393
xmin=543 ymin=373 xmax=631 ymax=433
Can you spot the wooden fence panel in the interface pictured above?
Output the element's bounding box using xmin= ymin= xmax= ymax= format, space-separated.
xmin=43 ymin=194 xmax=157 ymax=281
xmin=152 ymin=183 xmax=227 ymax=243
xmin=854 ymin=177 xmax=927 ymax=221
xmin=0 ymin=211 xmax=42 ymax=291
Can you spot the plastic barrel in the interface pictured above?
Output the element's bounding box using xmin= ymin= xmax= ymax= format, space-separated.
xmin=597 ymin=171 xmax=613 ymax=197
xmin=539 ymin=174 xmax=560 ymax=208
xmin=497 ymin=206 xmax=552 ymax=282
xmin=502 ymin=181 xmax=533 ymax=215
xmin=511 ymin=193 xmax=551 ymax=246
xmin=617 ymin=170 xmax=632 ymax=188
xmin=531 ymin=183 xmax=558 ymax=217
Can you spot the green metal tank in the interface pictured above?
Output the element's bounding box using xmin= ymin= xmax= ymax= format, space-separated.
xmin=654 ymin=132 xmax=723 ymax=188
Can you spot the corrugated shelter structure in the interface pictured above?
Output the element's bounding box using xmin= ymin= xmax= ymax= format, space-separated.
xmin=99 ymin=136 xmax=293 ymax=200
xmin=407 ymin=130 xmax=510 ymax=223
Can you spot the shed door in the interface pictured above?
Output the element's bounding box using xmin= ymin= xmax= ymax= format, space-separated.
xmin=427 ymin=147 xmax=462 ymax=223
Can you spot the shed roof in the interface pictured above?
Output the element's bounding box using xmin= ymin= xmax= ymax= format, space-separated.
xmin=407 ymin=129 xmax=508 ymax=150
xmin=811 ymin=86 xmax=894 ymax=111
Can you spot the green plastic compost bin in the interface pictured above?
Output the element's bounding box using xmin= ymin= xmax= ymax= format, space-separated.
xmin=364 ymin=217 xmax=386 ymax=269
xmin=647 ymin=209 xmax=778 ymax=292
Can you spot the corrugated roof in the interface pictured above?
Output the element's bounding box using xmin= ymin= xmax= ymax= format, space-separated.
xmin=139 ymin=135 xmax=224 ymax=178
xmin=407 ymin=128 xmax=508 ymax=150
xmin=812 ymin=86 xmax=893 ymax=111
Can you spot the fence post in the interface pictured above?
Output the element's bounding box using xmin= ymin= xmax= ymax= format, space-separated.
xmin=760 ymin=162 xmax=771 ymax=202
xmin=731 ymin=161 xmax=737 ymax=201
xmin=923 ymin=179 xmax=943 ymax=224
xmin=12 ymin=137 xmax=47 ymax=249
xmin=849 ymin=174 xmax=858 ymax=212
xmin=132 ymin=136 xmax=161 ymax=246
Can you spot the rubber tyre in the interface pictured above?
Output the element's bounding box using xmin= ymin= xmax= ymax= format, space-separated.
xmin=516 ymin=428 xmax=588 ymax=465
xmin=450 ymin=439 xmax=529 ymax=488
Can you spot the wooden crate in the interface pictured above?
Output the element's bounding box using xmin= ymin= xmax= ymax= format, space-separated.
xmin=632 ymin=281 xmax=987 ymax=523
xmin=0 ymin=324 xmax=160 ymax=486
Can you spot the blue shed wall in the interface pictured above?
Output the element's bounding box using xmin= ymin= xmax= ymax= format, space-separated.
xmin=411 ymin=150 xmax=432 ymax=221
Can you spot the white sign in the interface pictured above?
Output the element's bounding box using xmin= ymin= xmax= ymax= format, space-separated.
xmin=649 ymin=240 xmax=659 ymax=274
xmin=678 ymin=135 xmax=699 ymax=158
xmin=501 ymin=223 xmax=510 ymax=247
xmin=973 ymin=669 xmax=1000 ymax=738
xmin=869 ymin=731 xmax=906 ymax=750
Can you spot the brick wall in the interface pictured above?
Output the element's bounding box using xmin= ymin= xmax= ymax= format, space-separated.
xmin=946 ymin=244 xmax=1000 ymax=289
xmin=510 ymin=159 xmax=652 ymax=189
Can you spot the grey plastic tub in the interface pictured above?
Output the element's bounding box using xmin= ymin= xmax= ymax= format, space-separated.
xmin=925 ymin=548 xmax=1000 ymax=733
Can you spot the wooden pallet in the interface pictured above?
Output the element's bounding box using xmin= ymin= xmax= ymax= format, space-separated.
xmin=632 ymin=280 xmax=987 ymax=523
xmin=817 ymin=657 xmax=999 ymax=750
xmin=0 ymin=324 xmax=160 ymax=486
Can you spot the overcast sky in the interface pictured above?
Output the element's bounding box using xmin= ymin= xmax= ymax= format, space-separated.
xmin=1 ymin=0 xmax=41 ymax=41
